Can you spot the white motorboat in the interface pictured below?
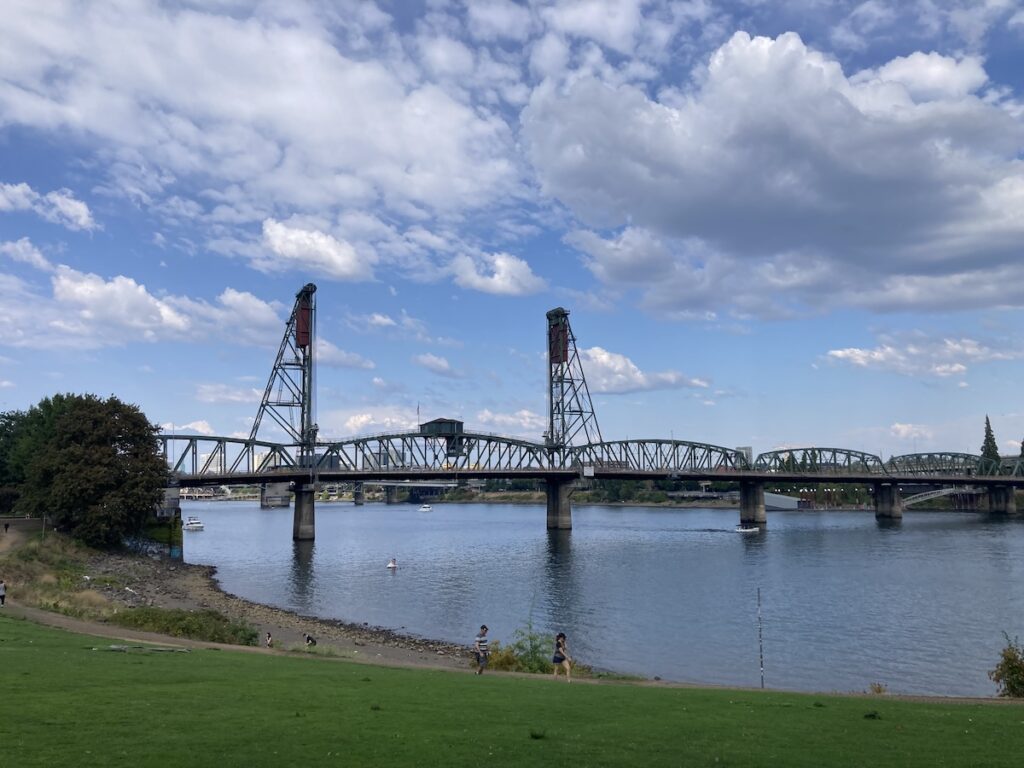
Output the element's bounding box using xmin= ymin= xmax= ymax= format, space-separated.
xmin=736 ymin=525 xmax=760 ymax=534
xmin=418 ymin=504 xmax=432 ymax=512
xmin=183 ymin=516 xmax=205 ymax=531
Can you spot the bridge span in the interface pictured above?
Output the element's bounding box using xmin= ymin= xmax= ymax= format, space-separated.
xmin=162 ymin=286 xmax=1022 ymax=539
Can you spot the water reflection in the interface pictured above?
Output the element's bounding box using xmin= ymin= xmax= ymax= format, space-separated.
xmin=289 ymin=540 xmax=316 ymax=610
xmin=183 ymin=501 xmax=1024 ymax=696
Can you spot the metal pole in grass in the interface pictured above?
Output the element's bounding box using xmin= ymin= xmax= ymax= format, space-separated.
xmin=757 ymin=587 xmax=765 ymax=689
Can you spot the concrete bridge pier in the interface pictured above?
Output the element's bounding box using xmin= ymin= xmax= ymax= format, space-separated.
xmin=385 ymin=486 xmax=398 ymax=505
xmin=739 ymin=482 xmax=766 ymax=528
xmin=261 ymin=482 xmax=291 ymax=508
xmin=874 ymin=483 xmax=903 ymax=519
xmin=546 ymin=478 xmax=573 ymax=530
xmin=988 ymin=485 xmax=1018 ymax=515
xmin=353 ymin=482 xmax=365 ymax=506
xmin=293 ymin=484 xmax=315 ymax=541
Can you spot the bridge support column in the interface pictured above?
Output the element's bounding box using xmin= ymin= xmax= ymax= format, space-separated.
xmin=261 ymin=482 xmax=291 ymax=508
xmin=988 ymin=485 xmax=1017 ymax=515
xmin=874 ymin=483 xmax=903 ymax=519
xmin=293 ymin=484 xmax=315 ymax=541
xmin=385 ymin=486 xmax=398 ymax=505
xmin=353 ymin=482 xmax=365 ymax=506
xmin=546 ymin=479 xmax=572 ymax=530
xmin=739 ymin=482 xmax=766 ymax=527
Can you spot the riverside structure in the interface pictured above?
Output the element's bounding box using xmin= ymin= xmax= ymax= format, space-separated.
xmin=158 ymin=285 xmax=1024 ymax=540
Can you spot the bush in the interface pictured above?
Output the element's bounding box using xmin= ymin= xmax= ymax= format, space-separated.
xmin=989 ymin=632 xmax=1024 ymax=697
xmin=485 ymin=623 xmax=555 ymax=674
xmin=108 ymin=607 xmax=259 ymax=646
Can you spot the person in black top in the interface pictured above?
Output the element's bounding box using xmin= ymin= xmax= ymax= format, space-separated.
xmin=552 ymin=632 xmax=572 ymax=682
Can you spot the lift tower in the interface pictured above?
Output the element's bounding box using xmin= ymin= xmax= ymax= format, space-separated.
xmin=251 ymin=283 xmax=318 ymax=539
xmin=545 ymin=307 xmax=602 ymax=529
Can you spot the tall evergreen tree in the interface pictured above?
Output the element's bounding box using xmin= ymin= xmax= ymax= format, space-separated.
xmin=981 ymin=415 xmax=1001 ymax=464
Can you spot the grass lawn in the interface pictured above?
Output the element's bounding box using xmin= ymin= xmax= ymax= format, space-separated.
xmin=1 ymin=614 xmax=1022 ymax=767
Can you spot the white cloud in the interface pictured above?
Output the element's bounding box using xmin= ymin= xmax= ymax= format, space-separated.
xmin=0 ymin=182 xmax=97 ymax=231
xmin=856 ymin=51 xmax=987 ymax=100
xmin=195 ymin=384 xmax=262 ymax=404
xmin=890 ymin=423 xmax=934 ymax=441
xmin=261 ymin=219 xmax=374 ymax=281
xmin=0 ymin=6 xmax=518 ymax=225
xmin=162 ymin=419 xmax=215 ymax=436
xmin=525 ymin=31 xmax=1024 ymax=316
xmin=467 ymin=0 xmax=534 ymax=42
xmin=0 ymin=238 xmax=53 ymax=271
xmin=414 ymin=352 xmax=460 ymax=377
xmin=826 ymin=333 xmax=1018 ymax=378
xmin=541 ymin=0 xmax=646 ymax=55
xmin=0 ymin=259 xmax=283 ymax=349
xmin=580 ymin=347 xmax=709 ymax=394
xmin=475 ymin=408 xmax=546 ymax=434
xmin=316 ymin=339 xmax=374 ymax=369
xmin=0 ymin=380 xmax=14 ymax=388
xmin=451 ymin=252 xmax=546 ymax=295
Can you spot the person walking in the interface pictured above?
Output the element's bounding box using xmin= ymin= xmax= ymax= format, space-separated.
xmin=265 ymin=632 xmax=273 ymax=648
xmin=474 ymin=625 xmax=489 ymax=675
xmin=552 ymin=632 xmax=572 ymax=682
xmin=0 ymin=579 xmax=6 ymax=606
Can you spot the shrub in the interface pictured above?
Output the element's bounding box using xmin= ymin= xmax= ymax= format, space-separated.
xmin=486 ymin=623 xmax=554 ymax=674
xmin=108 ymin=607 xmax=258 ymax=646
xmin=989 ymin=632 xmax=1024 ymax=698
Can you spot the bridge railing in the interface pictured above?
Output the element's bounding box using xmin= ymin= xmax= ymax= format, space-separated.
xmin=568 ymin=440 xmax=751 ymax=473
xmin=754 ymin=447 xmax=887 ymax=475
xmin=885 ymin=452 xmax=1002 ymax=477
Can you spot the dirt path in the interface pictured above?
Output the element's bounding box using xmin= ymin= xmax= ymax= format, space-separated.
xmin=0 ymin=529 xmax=472 ymax=673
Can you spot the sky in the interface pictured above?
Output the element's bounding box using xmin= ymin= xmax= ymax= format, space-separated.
xmin=2 ymin=0 xmax=1024 ymax=461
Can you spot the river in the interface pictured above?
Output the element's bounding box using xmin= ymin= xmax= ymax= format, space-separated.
xmin=180 ymin=501 xmax=1024 ymax=696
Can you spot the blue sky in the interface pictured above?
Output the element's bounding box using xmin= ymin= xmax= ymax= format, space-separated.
xmin=2 ymin=0 xmax=1024 ymax=459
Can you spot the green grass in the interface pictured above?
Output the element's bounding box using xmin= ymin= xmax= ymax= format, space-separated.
xmin=2 ymin=615 xmax=1023 ymax=767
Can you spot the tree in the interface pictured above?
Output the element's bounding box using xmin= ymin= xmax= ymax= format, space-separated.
xmin=0 ymin=409 xmax=28 ymax=513
xmin=15 ymin=394 xmax=167 ymax=548
xmin=981 ymin=415 xmax=1001 ymax=464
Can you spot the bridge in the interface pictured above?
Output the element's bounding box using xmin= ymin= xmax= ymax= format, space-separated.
xmin=161 ymin=284 xmax=1024 ymax=539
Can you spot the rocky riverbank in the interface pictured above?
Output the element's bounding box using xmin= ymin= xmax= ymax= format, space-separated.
xmin=0 ymin=526 xmax=472 ymax=671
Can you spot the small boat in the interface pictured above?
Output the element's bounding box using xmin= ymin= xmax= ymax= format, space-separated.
xmin=736 ymin=525 xmax=760 ymax=534
xmin=386 ymin=558 xmax=397 ymax=569
xmin=418 ymin=504 xmax=432 ymax=512
xmin=183 ymin=516 xmax=205 ymax=531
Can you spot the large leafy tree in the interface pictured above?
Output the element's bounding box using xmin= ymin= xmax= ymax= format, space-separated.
xmin=0 ymin=409 xmax=28 ymax=513
xmin=15 ymin=394 xmax=167 ymax=548
xmin=981 ymin=415 xmax=1001 ymax=465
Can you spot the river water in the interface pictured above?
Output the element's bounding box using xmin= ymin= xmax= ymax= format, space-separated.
xmin=181 ymin=501 xmax=1024 ymax=696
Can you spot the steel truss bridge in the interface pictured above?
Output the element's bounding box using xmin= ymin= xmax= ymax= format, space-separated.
xmin=162 ymin=435 xmax=1024 ymax=485
xmin=162 ymin=285 xmax=1024 ymax=538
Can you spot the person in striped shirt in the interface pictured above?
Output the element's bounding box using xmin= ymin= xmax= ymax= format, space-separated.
xmin=474 ymin=625 xmax=489 ymax=674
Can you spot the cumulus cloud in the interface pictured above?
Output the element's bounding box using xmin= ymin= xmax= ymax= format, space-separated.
xmin=451 ymin=251 xmax=546 ymax=295
xmin=0 ymin=238 xmax=53 ymax=271
xmin=162 ymin=419 xmax=216 ymax=436
xmin=580 ymin=347 xmax=709 ymax=394
xmin=826 ymin=332 xmax=1019 ymax=378
xmin=413 ymin=352 xmax=461 ymax=378
xmin=261 ymin=219 xmax=373 ymax=281
xmin=0 ymin=182 xmax=97 ymax=231
xmin=195 ymin=384 xmax=262 ymax=404
xmin=525 ymin=31 xmax=1024 ymax=315
xmin=316 ymin=339 xmax=374 ymax=369
xmin=890 ymin=423 xmax=934 ymax=441
xmin=0 ymin=250 xmax=283 ymax=349
xmin=475 ymin=408 xmax=547 ymax=434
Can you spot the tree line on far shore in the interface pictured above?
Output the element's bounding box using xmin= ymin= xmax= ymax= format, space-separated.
xmin=0 ymin=393 xmax=167 ymax=548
